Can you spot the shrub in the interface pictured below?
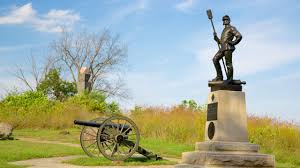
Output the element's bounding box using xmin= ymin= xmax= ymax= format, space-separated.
xmin=66 ymin=91 xmax=121 ymax=114
xmin=0 ymin=90 xmax=120 ymax=128
xmin=2 ymin=91 xmax=50 ymax=108
xmin=37 ymin=69 xmax=77 ymax=101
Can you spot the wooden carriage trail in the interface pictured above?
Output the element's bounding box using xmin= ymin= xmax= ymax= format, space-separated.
xmin=10 ymin=137 xmax=179 ymax=168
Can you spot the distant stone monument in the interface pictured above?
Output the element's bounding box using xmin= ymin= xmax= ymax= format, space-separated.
xmin=77 ymin=67 xmax=92 ymax=94
xmin=174 ymin=10 xmax=275 ymax=168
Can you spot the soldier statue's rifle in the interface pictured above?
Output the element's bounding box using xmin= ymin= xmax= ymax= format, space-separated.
xmin=206 ymin=9 xmax=228 ymax=78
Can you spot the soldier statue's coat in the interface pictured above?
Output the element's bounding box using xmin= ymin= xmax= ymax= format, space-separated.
xmin=212 ymin=15 xmax=242 ymax=81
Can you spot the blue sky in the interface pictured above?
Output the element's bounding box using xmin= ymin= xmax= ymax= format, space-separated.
xmin=0 ymin=0 xmax=300 ymax=123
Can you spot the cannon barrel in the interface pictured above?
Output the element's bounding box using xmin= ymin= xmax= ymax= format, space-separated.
xmin=74 ymin=120 xmax=101 ymax=127
xmin=74 ymin=120 xmax=132 ymax=132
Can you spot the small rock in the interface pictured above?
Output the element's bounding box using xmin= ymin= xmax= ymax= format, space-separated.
xmin=0 ymin=122 xmax=13 ymax=140
xmin=59 ymin=130 xmax=70 ymax=135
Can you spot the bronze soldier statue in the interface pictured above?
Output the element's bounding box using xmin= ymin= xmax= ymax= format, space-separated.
xmin=212 ymin=15 xmax=242 ymax=81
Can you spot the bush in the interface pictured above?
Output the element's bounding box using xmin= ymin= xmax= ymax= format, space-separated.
xmin=66 ymin=91 xmax=121 ymax=114
xmin=2 ymin=91 xmax=50 ymax=108
xmin=248 ymin=116 xmax=300 ymax=165
xmin=37 ymin=69 xmax=77 ymax=101
xmin=0 ymin=90 xmax=120 ymax=128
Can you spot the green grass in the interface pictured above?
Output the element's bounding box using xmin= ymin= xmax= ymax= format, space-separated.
xmin=269 ymin=150 xmax=300 ymax=167
xmin=64 ymin=156 xmax=176 ymax=166
xmin=139 ymin=138 xmax=193 ymax=158
xmin=14 ymin=128 xmax=193 ymax=158
xmin=13 ymin=128 xmax=300 ymax=168
xmin=0 ymin=140 xmax=83 ymax=168
xmin=276 ymin=162 xmax=299 ymax=168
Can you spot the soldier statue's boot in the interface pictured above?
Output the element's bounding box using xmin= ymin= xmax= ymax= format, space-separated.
xmin=212 ymin=75 xmax=223 ymax=81
xmin=212 ymin=63 xmax=223 ymax=81
xmin=226 ymin=65 xmax=233 ymax=81
xmin=212 ymin=56 xmax=224 ymax=81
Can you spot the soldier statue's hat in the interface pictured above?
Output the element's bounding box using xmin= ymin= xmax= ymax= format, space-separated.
xmin=222 ymin=15 xmax=230 ymax=21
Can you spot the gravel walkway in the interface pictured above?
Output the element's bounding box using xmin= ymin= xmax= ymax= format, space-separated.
xmin=10 ymin=155 xmax=175 ymax=168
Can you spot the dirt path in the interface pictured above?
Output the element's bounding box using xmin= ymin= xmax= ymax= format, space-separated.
xmin=18 ymin=137 xmax=80 ymax=148
xmin=11 ymin=137 xmax=179 ymax=168
xmin=10 ymin=155 xmax=174 ymax=168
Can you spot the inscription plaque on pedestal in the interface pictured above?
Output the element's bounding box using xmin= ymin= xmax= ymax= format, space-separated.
xmin=207 ymin=102 xmax=218 ymax=121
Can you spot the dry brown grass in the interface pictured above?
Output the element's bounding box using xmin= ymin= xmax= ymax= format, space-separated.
xmin=130 ymin=106 xmax=300 ymax=164
xmin=0 ymin=100 xmax=101 ymax=129
xmin=130 ymin=106 xmax=206 ymax=144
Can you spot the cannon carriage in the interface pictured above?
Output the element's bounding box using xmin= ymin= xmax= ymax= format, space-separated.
xmin=74 ymin=116 xmax=161 ymax=161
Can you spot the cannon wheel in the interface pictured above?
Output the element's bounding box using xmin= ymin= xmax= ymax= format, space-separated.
xmin=97 ymin=116 xmax=140 ymax=161
xmin=80 ymin=117 xmax=106 ymax=157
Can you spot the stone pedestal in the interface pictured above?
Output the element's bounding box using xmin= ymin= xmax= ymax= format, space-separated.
xmin=175 ymin=88 xmax=275 ymax=168
xmin=205 ymin=91 xmax=248 ymax=142
xmin=77 ymin=67 xmax=91 ymax=94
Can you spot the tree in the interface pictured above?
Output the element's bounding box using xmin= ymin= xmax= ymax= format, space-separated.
xmin=51 ymin=29 xmax=128 ymax=98
xmin=37 ymin=69 xmax=77 ymax=101
xmin=14 ymin=54 xmax=58 ymax=91
xmin=180 ymin=99 xmax=202 ymax=111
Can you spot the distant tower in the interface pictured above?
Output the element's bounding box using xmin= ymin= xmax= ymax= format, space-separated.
xmin=77 ymin=67 xmax=92 ymax=94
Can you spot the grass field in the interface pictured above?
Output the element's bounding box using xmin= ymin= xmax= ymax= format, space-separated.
xmin=14 ymin=128 xmax=194 ymax=158
xmin=12 ymin=128 xmax=300 ymax=167
xmin=0 ymin=140 xmax=83 ymax=168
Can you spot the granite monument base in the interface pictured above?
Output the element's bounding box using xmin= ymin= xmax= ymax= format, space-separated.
xmin=174 ymin=88 xmax=275 ymax=168
xmin=174 ymin=141 xmax=274 ymax=168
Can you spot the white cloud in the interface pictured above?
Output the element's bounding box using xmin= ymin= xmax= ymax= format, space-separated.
xmin=0 ymin=3 xmax=35 ymax=24
xmin=235 ymin=21 xmax=300 ymax=76
xmin=0 ymin=3 xmax=80 ymax=32
xmin=0 ymin=44 xmax=36 ymax=53
xmin=175 ymin=0 xmax=195 ymax=12
xmin=111 ymin=0 xmax=148 ymax=23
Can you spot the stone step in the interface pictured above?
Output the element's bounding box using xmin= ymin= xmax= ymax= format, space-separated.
xmin=177 ymin=151 xmax=274 ymax=168
xmin=196 ymin=141 xmax=259 ymax=153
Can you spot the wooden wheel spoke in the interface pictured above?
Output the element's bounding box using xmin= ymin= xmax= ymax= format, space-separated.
xmin=100 ymin=133 xmax=109 ymax=138
xmin=86 ymin=141 xmax=97 ymax=149
xmin=83 ymin=138 xmax=96 ymax=141
xmin=89 ymin=127 xmax=97 ymax=135
xmin=91 ymin=144 xmax=98 ymax=153
xmin=110 ymin=143 xmax=117 ymax=157
xmin=102 ymin=141 xmax=113 ymax=152
xmin=123 ymin=125 xmax=133 ymax=135
xmin=84 ymin=131 xmax=96 ymax=137
xmin=101 ymin=139 xmax=113 ymax=144
xmin=120 ymin=121 xmax=126 ymax=134
xmin=123 ymin=142 xmax=134 ymax=151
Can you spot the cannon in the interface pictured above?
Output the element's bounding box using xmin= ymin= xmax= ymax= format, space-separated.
xmin=74 ymin=116 xmax=162 ymax=161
